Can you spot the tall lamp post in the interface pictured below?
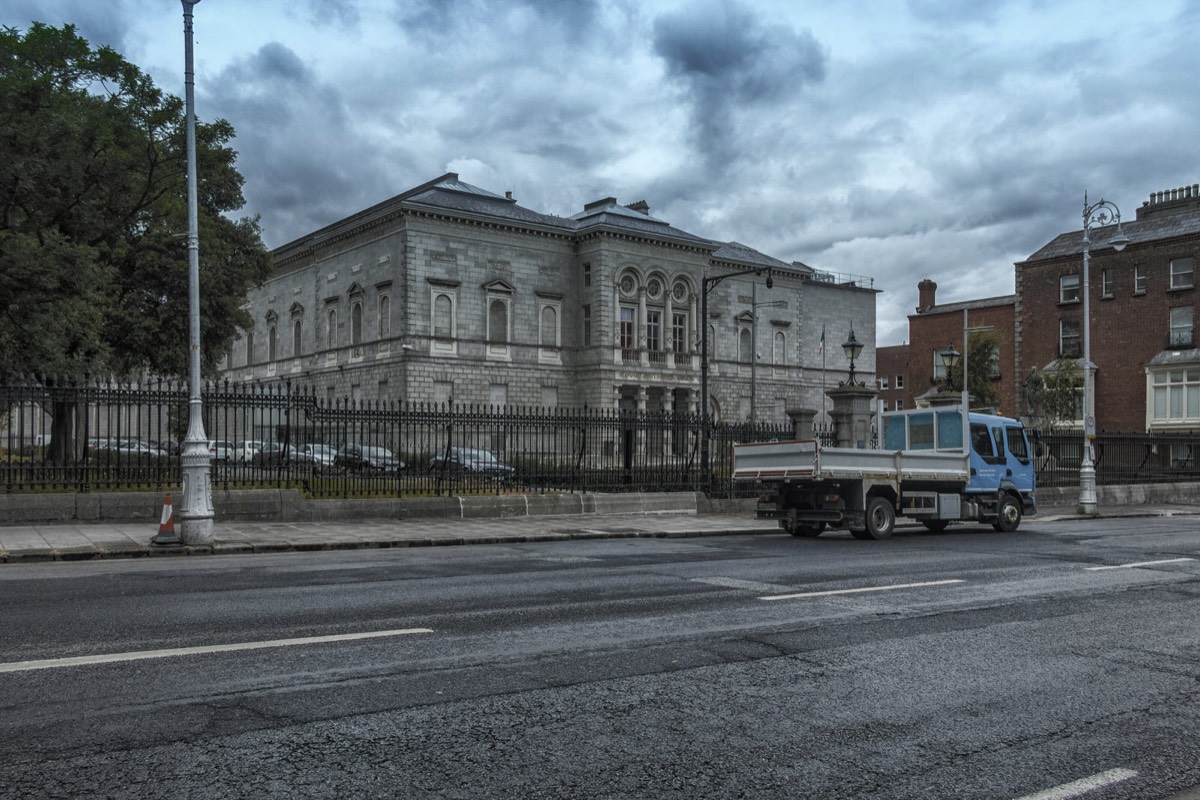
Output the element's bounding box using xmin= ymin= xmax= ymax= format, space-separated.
xmin=1078 ymin=193 xmax=1130 ymax=515
xmin=175 ymin=0 xmax=214 ymax=544
xmin=700 ymin=267 xmax=774 ymax=490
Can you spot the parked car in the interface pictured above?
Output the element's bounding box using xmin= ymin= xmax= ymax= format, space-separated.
xmin=428 ymin=447 xmax=515 ymax=480
xmin=252 ymin=442 xmax=299 ymax=467
xmin=234 ymin=440 xmax=265 ymax=463
xmin=298 ymin=443 xmax=336 ymax=469
xmin=208 ymin=440 xmax=235 ymax=462
xmin=334 ymin=444 xmax=405 ymax=472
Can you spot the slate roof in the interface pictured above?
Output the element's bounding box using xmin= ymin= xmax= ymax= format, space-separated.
xmin=918 ymin=294 xmax=1016 ymax=315
xmin=275 ymin=174 xmax=842 ymax=284
xmin=1025 ymin=211 xmax=1200 ymax=261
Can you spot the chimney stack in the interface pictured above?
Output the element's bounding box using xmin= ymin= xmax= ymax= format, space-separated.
xmin=917 ymin=279 xmax=937 ymax=313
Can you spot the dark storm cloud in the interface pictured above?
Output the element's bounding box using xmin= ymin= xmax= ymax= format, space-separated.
xmin=303 ymin=0 xmax=361 ymax=27
xmin=3 ymin=0 xmax=141 ymax=52
xmin=394 ymin=0 xmax=601 ymax=38
xmin=652 ymin=0 xmax=826 ymax=166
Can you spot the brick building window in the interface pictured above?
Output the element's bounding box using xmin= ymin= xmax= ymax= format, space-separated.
xmin=1170 ymin=307 xmax=1194 ymax=347
xmin=1134 ymin=265 xmax=1147 ymax=294
xmin=1101 ymin=269 xmax=1113 ymax=298
xmin=1170 ymin=258 xmax=1195 ymax=290
xmin=896 ymin=375 xmax=904 ymax=389
xmin=1059 ymin=274 xmax=1080 ymax=303
xmin=1151 ymin=369 xmax=1200 ymax=422
xmin=1059 ymin=319 xmax=1080 ymax=357
xmin=878 ymin=375 xmax=889 ymax=390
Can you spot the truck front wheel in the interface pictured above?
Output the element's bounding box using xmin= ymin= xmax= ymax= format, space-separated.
xmin=863 ymin=496 xmax=896 ymax=540
xmin=992 ymin=495 xmax=1022 ymax=532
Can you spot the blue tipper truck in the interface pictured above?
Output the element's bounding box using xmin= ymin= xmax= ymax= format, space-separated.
xmin=731 ymin=407 xmax=1038 ymax=539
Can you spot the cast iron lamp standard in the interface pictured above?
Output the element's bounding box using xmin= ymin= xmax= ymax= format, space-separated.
xmin=840 ymin=325 xmax=864 ymax=386
xmin=1078 ymin=194 xmax=1130 ymax=515
xmin=941 ymin=342 xmax=960 ymax=392
xmin=175 ymin=0 xmax=214 ymax=545
xmin=700 ymin=267 xmax=774 ymax=491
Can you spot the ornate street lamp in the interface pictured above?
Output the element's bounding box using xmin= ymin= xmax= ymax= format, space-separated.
xmin=940 ymin=342 xmax=960 ymax=391
xmin=700 ymin=267 xmax=774 ymax=491
xmin=1078 ymin=193 xmax=1130 ymax=515
xmin=173 ymin=0 xmax=214 ymax=544
xmin=840 ymin=325 xmax=864 ymax=387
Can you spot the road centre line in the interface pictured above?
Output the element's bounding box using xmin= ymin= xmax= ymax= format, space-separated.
xmin=1085 ymin=557 xmax=1195 ymax=571
xmin=759 ymin=579 xmax=965 ymax=601
xmin=1011 ymin=767 xmax=1137 ymax=800
xmin=0 ymin=628 xmax=434 ymax=674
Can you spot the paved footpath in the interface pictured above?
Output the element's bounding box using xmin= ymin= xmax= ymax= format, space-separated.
xmin=2 ymin=502 xmax=1199 ymax=563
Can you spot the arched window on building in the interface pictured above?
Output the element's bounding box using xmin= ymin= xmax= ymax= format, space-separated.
xmin=739 ymin=327 xmax=753 ymax=363
xmin=268 ymin=323 xmax=277 ymax=362
xmin=245 ymin=331 xmax=254 ymax=366
xmin=488 ymin=299 xmax=508 ymax=344
xmin=351 ymin=301 xmax=363 ymax=346
xmin=292 ymin=319 xmax=302 ymax=356
xmin=773 ymin=331 xmax=786 ymax=365
xmin=327 ymin=308 xmax=337 ymax=350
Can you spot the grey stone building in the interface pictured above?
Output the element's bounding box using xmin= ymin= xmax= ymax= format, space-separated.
xmin=220 ymin=174 xmax=877 ymax=423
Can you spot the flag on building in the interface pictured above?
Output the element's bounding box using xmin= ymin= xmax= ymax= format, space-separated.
xmin=818 ymin=324 xmax=825 ymax=356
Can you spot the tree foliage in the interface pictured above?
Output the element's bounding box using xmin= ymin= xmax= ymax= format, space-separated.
xmin=1024 ymin=358 xmax=1082 ymax=429
xmin=0 ymin=23 xmax=271 ymax=378
xmin=945 ymin=330 xmax=1002 ymax=411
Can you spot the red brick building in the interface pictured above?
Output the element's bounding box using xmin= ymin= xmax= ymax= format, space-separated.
xmin=1015 ymin=184 xmax=1200 ymax=433
xmin=905 ymin=279 xmax=1018 ymax=416
xmin=875 ymin=344 xmax=909 ymax=411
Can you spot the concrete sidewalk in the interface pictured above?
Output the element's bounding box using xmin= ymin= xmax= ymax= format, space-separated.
xmin=2 ymin=502 xmax=1198 ymax=563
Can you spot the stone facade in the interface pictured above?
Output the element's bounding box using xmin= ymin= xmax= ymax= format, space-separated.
xmin=222 ymin=174 xmax=878 ymax=423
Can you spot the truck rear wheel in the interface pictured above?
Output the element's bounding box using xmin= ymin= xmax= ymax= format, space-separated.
xmin=992 ymin=495 xmax=1022 ymax=532
xmin=863 ymin=496 xmax=895 ymax=540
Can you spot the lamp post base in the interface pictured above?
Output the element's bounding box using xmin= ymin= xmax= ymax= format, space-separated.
xmin=1078 ymin=457 xmax=1098 ymax=516
xmin=177 ymin=439 xmax=215 ymax=545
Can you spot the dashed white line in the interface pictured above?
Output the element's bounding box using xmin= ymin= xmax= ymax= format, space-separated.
xmin=1012 ymin=767 xmax=1137 ymax=800
xmin=759 ymin=578 xmax=965 ymax=601
xmin=692 ymin=576 xmax=799 ymax=594
xmin=1085 ymin=557 xmax=1195 ymax=571
xmin=0 ymin=628 xmax=434 ymax=673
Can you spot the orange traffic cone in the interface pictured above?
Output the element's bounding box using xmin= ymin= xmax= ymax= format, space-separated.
xmin=151 ymin=492 xmax=180 ymax=545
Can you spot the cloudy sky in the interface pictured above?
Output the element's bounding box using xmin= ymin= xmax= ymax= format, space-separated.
xmin=5 ymin=0 xmax=1198 ymax=345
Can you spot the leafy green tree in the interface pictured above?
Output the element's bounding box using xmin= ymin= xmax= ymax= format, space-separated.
xmin=0 ymin=22 xmax=271 ymax=379
xmin=1024 ymin=359 xmax=1082 ymax=429
xmin=945 ymin=330 xmax=1002 ymax=411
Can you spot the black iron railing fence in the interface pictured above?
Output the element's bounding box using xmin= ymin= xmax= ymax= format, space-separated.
xmin=0 ymin=378 xmax=790 ymax=498
xmin=5 ymin=378 xmax=1199 ymax=497
xmin=1033 ymin=431 xmax=1200 ymax=487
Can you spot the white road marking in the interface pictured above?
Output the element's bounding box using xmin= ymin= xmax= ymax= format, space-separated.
xmin=1012 ymin=767 xmax=1137 ymax=800
xmin=0 ymin=628 xmax=434 ymax=674
xmin=759 ymin=579 xmax=965 ymax=601
xmin=1085 ymin=557 xmax=1195 ymax=571
xmin=692 ymin=576 xmax=799 ymax=594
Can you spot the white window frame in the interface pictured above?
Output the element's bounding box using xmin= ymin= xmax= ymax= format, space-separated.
xmin=1059 ymin=274 xmax=1080 ymax=303
xmin=1101 ymin=268 xmax=1113 ymax=298
xmin=1170 ymin=257 xmax=1195 ymax=290
xmin=1170 ymin=307 xmax=1193 ymax=348
xmin=1148 ymin=368 xmax=1200 ymax=428
xmin=1059 ymin=318 xmax=1080 ymax=357
xmin=1134 ymin=264 xmax=1148 ymax=294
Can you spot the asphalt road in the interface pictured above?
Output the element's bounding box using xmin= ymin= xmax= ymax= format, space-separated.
xmin=3 ymin=516 xmax=1200 ymax=799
